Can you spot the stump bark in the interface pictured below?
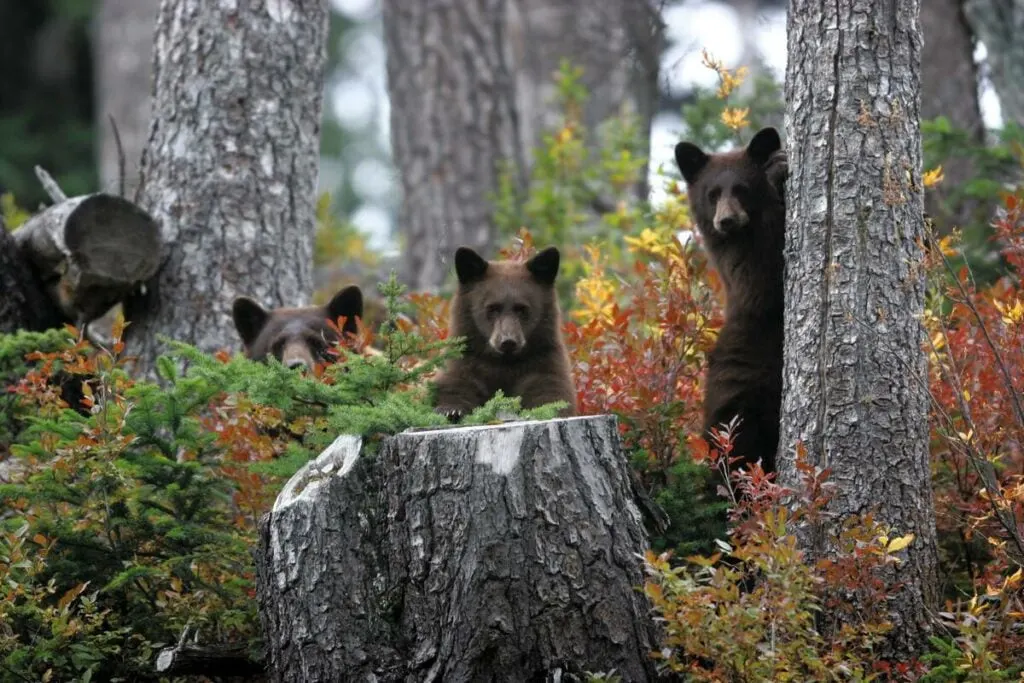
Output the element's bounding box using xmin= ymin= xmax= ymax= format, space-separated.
xmin=256 ymin=415 xmax=659 ymax=682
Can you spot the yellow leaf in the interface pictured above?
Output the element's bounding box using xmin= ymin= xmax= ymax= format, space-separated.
xmin=923 ymin=166 xmax=945 ymax=188
xmin=886 ymin=533 xmax=915 ymax=553
xmin=937 ymin=235 xmax=958 ymax=257
xmin=721 ymin=107 xmax=750 ymax=131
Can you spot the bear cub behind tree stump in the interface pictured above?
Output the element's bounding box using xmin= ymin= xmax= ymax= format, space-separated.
xmin=674 ymin=127 xmax=788 ymax=474
xmin=433 ymin=245 xmax=578 ymax=420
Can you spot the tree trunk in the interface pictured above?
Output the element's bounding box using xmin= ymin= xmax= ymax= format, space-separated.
xmin=964 ymin=0 xmax=1024 ymax=127
xmin=782 ymin=0 xmax=939 ymax=659
xmin=921 ymin=0 xmax=986 ymax=232
xmin=129 ymin=0 xmax=328 ymax=375
xmin=93 ymin=0 xmax=159 ymax=198
xmin=382 ymin=0 xmax=662 ymax=291
xmin=256 ymin=416 xmax=660 ymax=682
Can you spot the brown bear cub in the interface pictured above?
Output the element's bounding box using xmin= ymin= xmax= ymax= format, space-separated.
xmin=433 ymin=246 xmax=578 ymax=420
xmin=673 ymin=127 xmax=788 ymax=474
xmin=231 ymin=285 xmax=365 ymax=370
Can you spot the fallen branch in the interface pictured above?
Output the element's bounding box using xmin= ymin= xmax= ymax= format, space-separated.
xmin=13 ymin=168 xmax=161 ymax=325
xmin=155 ymin=627 xmax=264 ymax=679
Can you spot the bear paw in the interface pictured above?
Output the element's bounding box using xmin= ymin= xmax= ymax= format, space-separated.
xmin=435 ymin=406 xmax=464 ymax=423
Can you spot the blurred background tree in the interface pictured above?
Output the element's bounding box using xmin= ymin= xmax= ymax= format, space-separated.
xmin=2 ymin=0 xmax=1022 ymax=294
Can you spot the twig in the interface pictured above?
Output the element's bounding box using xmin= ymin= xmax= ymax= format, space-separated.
xmin=109 ymin=114 xmax=126 ymax=198
xmin=33 ymin=166 xmax=67 ymax=204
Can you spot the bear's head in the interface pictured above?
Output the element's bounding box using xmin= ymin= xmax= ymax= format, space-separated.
xmin=231 ymin=285 xmax=364 ymax=370
xmin=673 ymin=127 xmax=782 ymax=239
xmin=452 ymin=246 xmax=561 ymax=361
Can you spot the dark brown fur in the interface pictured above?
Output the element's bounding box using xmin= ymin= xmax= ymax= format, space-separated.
xmin=433 ymin=246 xmax=577 ymax=419
xmin=674 ymin=127 xmax=788 ymax=474
xmin=231 ymin=285 xmax=364 ymax=369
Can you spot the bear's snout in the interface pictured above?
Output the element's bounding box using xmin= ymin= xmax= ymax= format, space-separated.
xmin=489 ymin=319 xmax=526 ymax=357
xmin=280 ymin=339 xmax=316 ymax=371
xmin=713 ymin=196 xmax=749 ymax=234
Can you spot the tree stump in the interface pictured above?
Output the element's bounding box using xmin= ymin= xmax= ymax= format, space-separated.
xmin=256 ymin=415 xmax=660 ymax=682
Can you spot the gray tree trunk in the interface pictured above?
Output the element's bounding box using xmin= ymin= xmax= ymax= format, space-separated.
xmin=129 ymin=0 xmax=328 ymax=375
xmin=381 ymin=0 xmax=662 ymax=291
xmin=964 ymin=0 xmax=1024 ymax=127
xmin=93 ymin=0 xmax=160 ymax=198
xmin=256 ymin=416 xmax=660 ymax=682
xmin=922 ymin=0 xmax=986 ymax=232
xmin=782 ymin=0 xmax=939 ymax=659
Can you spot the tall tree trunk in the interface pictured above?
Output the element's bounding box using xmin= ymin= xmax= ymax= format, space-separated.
xmin=381 ymin=0 xmax=662 ymax=291
xmin=93 ymin=0 xmax=159 ymax=198
xmin=782 ymin=0 xmax=939 ymax=659
xmin=964 ymin=0 xmax=1024 ymax=127
xmin=129 ymin=0 xmax=328 ymax=375
xmin=921 ymin=0 xmax=986 ymax=232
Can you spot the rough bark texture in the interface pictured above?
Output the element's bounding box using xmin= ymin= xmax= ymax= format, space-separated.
xmin=964 ymin=0 xmax=1024 ymax=127
xmin=13 ymin=193 xmax=159 ymax=325
xmin=922 ymin=0 xmax=986 ymax=231
xmin=130 ymin=0 xmax=328 ymax=375
xmin=382 ymin=0 xmax=662 ymax=291
xmin=0 ymin=225 xmax=65 ymax=334
xmin=94 ymin=0 xmax=159 ymax=197
xmin=256 ymin=416 xmax=659 ymax=682
xmin=782 ymin=0 xmax=939 ymax=658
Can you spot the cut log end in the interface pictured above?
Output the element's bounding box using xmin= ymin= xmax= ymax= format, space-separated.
xmin=256 ymin=415 xmax=660 ymax=682
xmin=13 ymin=193 xmax=161 ymax=324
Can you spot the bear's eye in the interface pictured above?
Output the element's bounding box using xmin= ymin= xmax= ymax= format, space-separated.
xmin=512 ymin=304 xmax=528 ymax=318
xmin=733 ymin=184 xmax=750 ymax=199
xmin=486 ymin=303 xmax=502 ymax=318
xmin=708 ymin=187 xmax=721 ymax=202
xmin=271 ymin=339 xmax=286 ymax=358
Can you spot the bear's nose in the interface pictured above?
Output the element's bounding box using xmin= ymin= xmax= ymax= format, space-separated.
xmin=286 ymin=358 xmax=308 ymax=370
xmin=499 ymin=339 xmax=519 ymax=354
xmin=717 ymin=216 xmax=738 ymax=233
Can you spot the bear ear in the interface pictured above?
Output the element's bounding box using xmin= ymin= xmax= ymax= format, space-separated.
xmin=746 ymin=127 xmax=782 ymax=166
xmin=454 ymin=246 xmax=489 ymax=284
xmin=232 ymin=296 xmax=270 ymax=348
xmin=526 ymin=246 xmax=560 ymax=286
xmin=674 ymin=141 xmax=710 ymax=184
xmin=326 ymin=285 xmax=363 ymax=335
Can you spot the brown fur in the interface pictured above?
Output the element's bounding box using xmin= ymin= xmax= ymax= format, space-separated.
xmin=231 ymin=285 xmax=365 ymax=369
xmin=433 ymin=246 xmax=578 ymax=419
xmin=674 ymin=127 xmax=788 ymax=473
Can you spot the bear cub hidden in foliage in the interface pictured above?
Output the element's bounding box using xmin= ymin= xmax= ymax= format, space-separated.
xmin=231 ymin=285 xmax=365 ymax=370
xmin=433 ymin=246 xmax=578 ymax=420
xmin=674 ymin=126 xmax=788 ymax=474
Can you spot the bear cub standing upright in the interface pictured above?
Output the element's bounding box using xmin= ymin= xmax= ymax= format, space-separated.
xmin=433 ymin=246 xmax=578 ymax=419
xmin=674 ymin=127 xmax=788 ymax=474
xmin=231 ymin=285 xmax=365 ymax=370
